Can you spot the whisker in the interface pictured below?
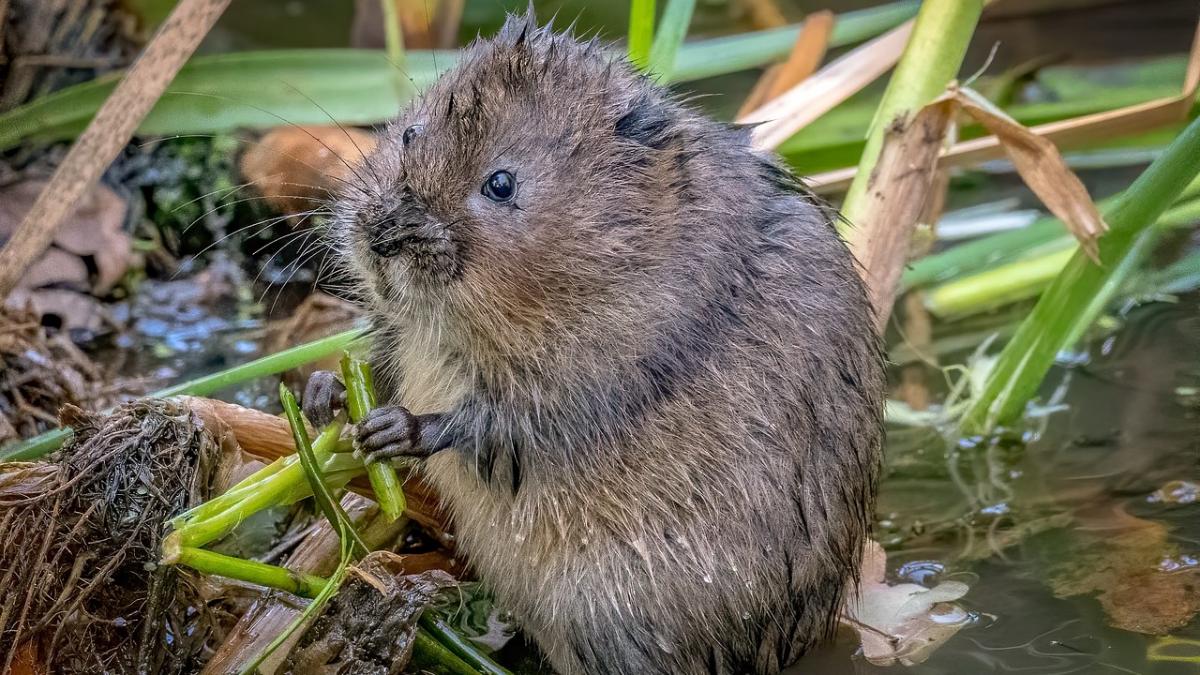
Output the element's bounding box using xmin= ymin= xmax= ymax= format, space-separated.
xmin=251 ymin=211 xmax=320 ymax=289
xmin=280 ymin=82 xmax=383 ymax=186
xmin=137 ymin=132 xmax=362 ymax=199
xmin=173 ymin=209 xmax=322 ymax=279
xmin=160 ymin=91 xmax=375 ymax=195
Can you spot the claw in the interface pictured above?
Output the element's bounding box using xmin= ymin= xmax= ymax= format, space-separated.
xmin=356 ymin=405 xmax=421 ymax=461
xmin=302 ymin=370 xmax=347 ymax=428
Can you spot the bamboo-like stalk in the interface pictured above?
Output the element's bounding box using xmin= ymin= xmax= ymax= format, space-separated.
xmin=171 ymin=546 xmax=328 ymax=598
xmin=342 ymin=355 xmax=407 ymax=521
xmin=839 ymin=0 xmax=985 ymax=233
xmin=0 ymin=328 xmax=367 ymax=462
xmin=961 ymin=114 xmax=1200 ymax=433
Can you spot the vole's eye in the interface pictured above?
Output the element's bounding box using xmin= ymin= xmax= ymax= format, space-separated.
xmin=482 ymin=170 xmax=515 ymax=203
xmin=402 ymin=125 xmax=421 ymax=146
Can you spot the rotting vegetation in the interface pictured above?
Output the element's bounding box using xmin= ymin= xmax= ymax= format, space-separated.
xmin=1 ymin=0 xmax=1200 ymax=673
xmin=0 ymin=399 xmax=223 ymax=673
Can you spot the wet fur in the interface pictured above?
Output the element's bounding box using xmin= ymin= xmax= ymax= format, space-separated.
xmin=330 ymin=13 xmax=885 ymax=675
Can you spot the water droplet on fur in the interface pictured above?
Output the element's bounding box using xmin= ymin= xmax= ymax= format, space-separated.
xmin=702 ymin=574 xmax=713 ymax=584
xmin=513 ymin=532 xmax=525 ymax=543
xmin=742 ymin=612 xmax=751 ymax=620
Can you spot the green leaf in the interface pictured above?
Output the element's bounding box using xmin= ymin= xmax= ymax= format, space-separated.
xmin=628 ymin=0 xmax=656 ymax=70
xmin=671 ymin=0 xmax=919 ymax=82
xmin=0 ymin=2 xmax=920 ymax=151
xmin=646 ymin=0 xmax=697 ymax=79
xmin=960 ymin=114 xmax=1200 ymax=434
xmin=0 ymin=50 xmax=452 ymax=151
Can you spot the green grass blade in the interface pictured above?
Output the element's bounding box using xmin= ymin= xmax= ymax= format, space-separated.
xmin=0 ymin=50 xmax=451 ymax=151
xmin=922 ymin=197 xmax=1200 ymax=317
xmin=961 ymin=115 xmax=1200 ymax=434
xmin=902 ymin=176 xmax=1200 ymax=291
xmin=155 ymin=328 xmax=366 ymax=398
xmin=0 ymin=2 xmax=918 ymax=150
xmin=628 ymin=0 xmax=656 ymax=70
xmin=280 ymin=384 xmax=369 ymax=557
xmin=646 ymin=0 xmax=697 ymax=80
xmin=237 ymin=543 xmax=353 ymax=675
xmin=419 ymin=614 xmax=512 ymax=675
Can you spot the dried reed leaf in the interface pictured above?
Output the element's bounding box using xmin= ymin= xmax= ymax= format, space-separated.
xmin=765 ymin=10 xmax=834 ymax=100
xmin=737 ymin=11 xmax=833 ymax=117
xmin=737 ymin=65 xmax=783 ymax=118
xmin=948 ymin=84 xmax=1108 ymax=261
xmin=808 ymin=18 xmax=1200 ymax=193
xmin=742 ymin=19 xmax=914 ymax=150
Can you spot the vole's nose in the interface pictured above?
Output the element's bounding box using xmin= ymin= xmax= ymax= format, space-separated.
xmin=367 ymin=212 xmax=414 ymax=257
xmin=369 ymin=235 xmax=404 ymax=258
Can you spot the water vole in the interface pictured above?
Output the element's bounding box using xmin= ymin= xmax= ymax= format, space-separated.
xmin=307 ymin=12 xmax=885 ymax=674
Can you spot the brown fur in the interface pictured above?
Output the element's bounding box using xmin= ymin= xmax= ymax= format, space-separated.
xmin=329 ymin=13 xmax=885 ymax=675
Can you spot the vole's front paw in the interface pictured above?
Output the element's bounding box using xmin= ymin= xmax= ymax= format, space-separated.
xmin=356 ymin=405 xmax=422 ymax=462
xmin=303 ymin=370 xmax=346 ymax=428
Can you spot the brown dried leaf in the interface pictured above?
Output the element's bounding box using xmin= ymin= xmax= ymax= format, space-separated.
xmin=947 ymin=85 xmax=1108 ymax=262
xmin=5 ymin=287 xmax=109 ymax=333
xmin=843 ymin=540 xmax=972 ymax=667
xmin=20 ymin=248 xmax=89 ymax=291
xmin=807 ymin=18 xmax=1200 ymax=194
xmin=0 ymin=180 xmax=130 ymax=295
xmin=766 ymin=10 xmax=834 ymax=100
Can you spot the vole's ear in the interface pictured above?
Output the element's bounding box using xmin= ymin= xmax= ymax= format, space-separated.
xmin=615 ymin=96 xmax=673 ymax=150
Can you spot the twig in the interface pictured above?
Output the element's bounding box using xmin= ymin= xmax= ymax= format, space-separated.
xmin=0 ymin=0 xmax=231 ymax=299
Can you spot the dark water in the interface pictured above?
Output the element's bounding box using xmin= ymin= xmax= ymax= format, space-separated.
xmin=831 ymin=293 xmax=1200 ymax=674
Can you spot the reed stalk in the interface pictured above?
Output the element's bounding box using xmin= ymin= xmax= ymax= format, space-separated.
xmin=961 ymin=114 xmax=1200 ymax=433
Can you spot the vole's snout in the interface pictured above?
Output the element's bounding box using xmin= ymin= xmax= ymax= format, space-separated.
xmin=363 ymin=206 xmax=416 ymax=258
xmin=367 ymin=217 xmax=406 ymax=258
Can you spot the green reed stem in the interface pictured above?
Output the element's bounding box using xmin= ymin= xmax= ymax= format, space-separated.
xmin=342 ymin=354 xmax=406 ymax=521
xmin=961 ymin=114 xmax=1200 ymax=433
xmin=628 ymin=0 xmax=656 ymax=70
xmin=170 ymin=546 xmax=328 ymax=598
xmin=646 ymin=0 xmax=696 ymax=80
xmin=282 ymin=384 xmax=370 ymax=557
xmin=839 ymin=0 xmax=984 ymax=236
xmin=168 ymin=422 xmax=343 ymax=549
